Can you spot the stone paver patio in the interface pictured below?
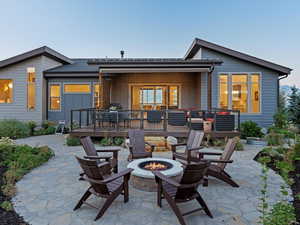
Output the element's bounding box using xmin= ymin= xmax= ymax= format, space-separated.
xmin=12 ymin=135 xmax=289 ymax=225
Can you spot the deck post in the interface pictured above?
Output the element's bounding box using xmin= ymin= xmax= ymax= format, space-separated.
xmin=163 ymin=110 xmax=167 ymax=131
xmin=140 ymin=110 xmax=144 ymax=129
xmin=79 ymin=110 xmax=82 ymax=128
xmin=116 ymin=111 xmax=119 ymax=131
xmin=70 ymin=110 xmax=73 ymax=131
xmin=93 ymin=109 xmax=96 ymax=131
xmin=207 ymin=71 xmax=212 ymax=110
xmin=86 ymin=109 xmax=89 ymax=126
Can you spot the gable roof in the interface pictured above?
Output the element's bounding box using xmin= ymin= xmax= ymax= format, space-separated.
xmin=184 ymin=38 xmax=292 ymax=75
xmin=45 ymin=58 xmax=99 ymax=73
xmin=0 ymin=46 xmax=73 ymax=69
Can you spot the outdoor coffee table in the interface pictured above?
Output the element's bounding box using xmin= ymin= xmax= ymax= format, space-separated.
xmin=127 ymin=157 xmax=183 ymax=192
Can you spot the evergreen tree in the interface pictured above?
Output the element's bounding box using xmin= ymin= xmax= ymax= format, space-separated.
xmin=287 ymin=86 xmax=300 ymax=127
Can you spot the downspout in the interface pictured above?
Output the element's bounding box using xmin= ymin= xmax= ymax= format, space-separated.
xmin=277 ymin=74 xmax=289 ymax=109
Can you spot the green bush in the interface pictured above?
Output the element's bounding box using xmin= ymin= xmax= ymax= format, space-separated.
xmin=41 ymin=120 xmax=56 ymax=130
xmin=0 ymin=119 xmax=30 ymax=139
xmin=273 ymin=110 xmax=289 ymax=129
xmin=0 ymin=143 xmax=53 ymax=197
xmin=27 ymin=121 xmax=37 ymax=136
xmin=265 ymin=132 xmax=285 ymax=146
xmin=34 ymin=126 xmax=56 ymax=136
xmin=0 ymin=201 xmax=13 ymax=211
xmin=234 ymin=137 xmax=244 ymax=151
xmin=66 ymin=136 xmax=81 ymax=146
xmin=240 ymin=120 xmax=263 ymax=139
xmin=100 ymin=137 xmax=113 ymax=146
xmin=113 ymin=137 xmax=124 ymax=146
xmin=263 ymin=201 xmax=296 ymax=225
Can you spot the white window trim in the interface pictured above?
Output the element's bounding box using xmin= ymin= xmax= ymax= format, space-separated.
xmin=48 ymin=82 xmax=62 ymax=112
xmin=63 ymin=82 xmax=91 ymax=94
xmin=218 ymin=72 xmax=262 ymax=115
xmin=0 ymin=79 xmax=14 ymax=105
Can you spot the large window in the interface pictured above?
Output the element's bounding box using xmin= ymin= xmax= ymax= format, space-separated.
xmin=94 ymin=83 xmax=101 ymax=108
xmin=218 ymin=73 xmax=261 ymax=113
xmin=168 ymin=86 xmax=179 ymax=109
xmin=49 ymin=84 xmax=61 ymax=111
xmin=0 ymin=79 xmax=13 ymax=103
xmin=64 ymin=84 xmax=90 ymax=93
xmin=27 ymin=67 xmax=36 ymax=110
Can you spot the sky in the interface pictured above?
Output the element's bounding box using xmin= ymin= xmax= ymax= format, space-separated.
xmin=0 ymin=0 xmax=299 ymax=86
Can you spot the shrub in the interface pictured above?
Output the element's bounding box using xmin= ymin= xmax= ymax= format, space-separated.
xmin=66 ymin=136 xmax=81 ymax=146
xmin=100 ymin=137 xmax=113 ymax=146
xmin=0 ymin=119 xmax=30 ymax=139
xmin=113 ymin=137 xmax=124 ymax=146
xmin=234 ymin=137 xmax=244 ymax=151
xmin=0 ymin=137 xmax=15 ymax=145
xmin=0 ymin=143 xmax=53 ymax=197
xmin=27 ymin=121 xmax=37 ymax=136
xmin=0 ymin=201 xmax=13 ymax=211
xmin=268 ymin=127 xmax=294 ymax=139
xmin=240 ymin=120 xmax=263 ymax=139
xmin=263 ymin=201 xmax=296 ymax=225
xmin=273 ymin=110 xmax=289 ymax=129
xmin=41 ymin=120 xmax=56 ymax=130
xmin=265 ymin=132 xmax=285 ymax=146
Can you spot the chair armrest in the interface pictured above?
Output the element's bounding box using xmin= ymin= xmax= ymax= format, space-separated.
xmin=102 ymin=168 xmax=134 ymax=184
xmin=206 ymin=159 xmax=233 ymax=163
xmin=171 ymin=143 xmax=187 ymax=152
xmin=145 ymin=142 xmax=155 ymax=152
xmin=199 ymin=152 xmax=222 ymax=156
xmin=188 ymin=146 xmax=205 ymax=151
xmin=96 ymin=148 xmax=120 ymax=153
xmin=171 ymin=143 xmax=187 ymax=147
xmin=153 ymin=171 xmax=180 ymax=187
xmin=84 ymin=156 xmax=112 ymax=160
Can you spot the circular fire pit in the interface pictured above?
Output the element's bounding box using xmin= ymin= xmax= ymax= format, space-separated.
xmin=127 ymin=158 xmax=183 ymax=192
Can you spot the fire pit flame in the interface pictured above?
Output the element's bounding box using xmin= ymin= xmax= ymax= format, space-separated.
xmin=144 ymin=162 xmax=167 ymax=170
xmin=138 ymin=160 xmax=173 ymax=171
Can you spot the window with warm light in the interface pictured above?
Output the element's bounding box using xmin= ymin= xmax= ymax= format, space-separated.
xmin=94 ymin=84 xmax=101 ymax=108
xmin=219 ymin=75 xmax=228 ymax=110
xmin=64 ymin=84 xmax=90 ymax=93
xmin=27 ymin=67 xmax=36 ymax=110
xmin=168 ymin=86 xmax=179 ymax=109
xmin=218 ymin=73 xmax=261 ymax=113
xmin=49 ymin=84 xmax=61 ymax=110
xmin=0 ymin=79 xmax=13 ymax=103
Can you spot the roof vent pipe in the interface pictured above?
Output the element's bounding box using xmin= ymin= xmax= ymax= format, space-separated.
xmin=120 ymin=50 xmax=124 ymax=58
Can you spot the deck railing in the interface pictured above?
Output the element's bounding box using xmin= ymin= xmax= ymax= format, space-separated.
xmin=70 ymin=108 xmax=240 ymax=133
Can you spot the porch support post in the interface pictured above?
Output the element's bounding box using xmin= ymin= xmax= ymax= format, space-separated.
xmin=207 ymin=71 xmax=212 ymax=110
xmin=99 ymin=72 xmax=111 ymax=109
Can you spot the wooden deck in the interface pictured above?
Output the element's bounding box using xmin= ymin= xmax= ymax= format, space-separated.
xmin=70 ymin=127 xmax=240 ymax=138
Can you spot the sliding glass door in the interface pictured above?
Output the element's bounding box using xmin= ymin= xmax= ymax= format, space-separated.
xmin=131 ymin=85 xmax=179 ymax=110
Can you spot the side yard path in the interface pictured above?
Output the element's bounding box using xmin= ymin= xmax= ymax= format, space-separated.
xmin=13 ymin=135 xmax=289 ymax=225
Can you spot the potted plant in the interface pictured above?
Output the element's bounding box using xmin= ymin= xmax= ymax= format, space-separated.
xmin=240 ymin=121 xmax=267 ymax=145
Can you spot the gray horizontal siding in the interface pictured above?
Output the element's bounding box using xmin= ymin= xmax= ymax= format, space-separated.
xmin=197 ymin=47 xmax=279 ymax=128
xmin=0 ymin=56 xmax=62 ymax=123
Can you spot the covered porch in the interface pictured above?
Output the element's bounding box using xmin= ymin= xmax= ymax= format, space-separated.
xmin=69 ymin=58 xmax=240 ymax=138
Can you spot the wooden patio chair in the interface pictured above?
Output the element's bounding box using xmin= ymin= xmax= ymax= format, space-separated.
xmin=80 ymin=136 xmax=120 ymax=173
xmin=127 ymin=129 xmax=155 ymax=161
xmin=74 ymin=156 xmax=133 ymax=221
xmin=171 ymin=130 xmax=205 ymax=164
xmin=154 ymin=161 xmax=213 ymax=225
xmin=199 ymin=138 xmax=239 ymax=187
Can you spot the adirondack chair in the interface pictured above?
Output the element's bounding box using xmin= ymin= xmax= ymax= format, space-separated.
xmin=199 ymin=138 xmax=239 ymax=187
xmin=74 ymin=156 xmax=133 ymax=221
xmin=80 ymin=136 xmax=120 ymax=173
xmin=171 ymin=130 xmax=205 ymax=164
xmin=153 ymin=162 xmax=212 ymax=225
xmin=127 ymin=129 xmax=155 ymax=161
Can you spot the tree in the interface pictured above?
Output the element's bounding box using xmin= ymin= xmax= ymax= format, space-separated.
xmin=287 ymin=86 xmax=300 ymax=127
xmin=279 ymin=89 xmax=287 ymax=110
